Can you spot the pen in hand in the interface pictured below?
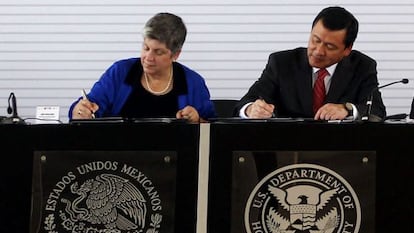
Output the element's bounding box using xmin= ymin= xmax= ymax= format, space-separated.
xmin=259 ymin=96 xmax=276 ymax=118
xmin=82 ymin=89 xmax=96 ymax=119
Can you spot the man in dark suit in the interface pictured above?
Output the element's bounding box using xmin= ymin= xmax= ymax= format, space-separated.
xmin=234 ymin=6 xmax=386 ymax=121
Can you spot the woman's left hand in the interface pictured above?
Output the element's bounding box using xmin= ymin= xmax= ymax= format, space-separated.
xmin=176 ymin=106 xmax=200 ymax=123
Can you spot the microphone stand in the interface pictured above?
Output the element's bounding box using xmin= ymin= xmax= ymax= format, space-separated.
xmin=362 ymin=79 xmax=409 ymax=122
xmin=362 ymin=91 xmax=382 ymax=122
xmin=361 ymin=93 xmax=374 ymax=121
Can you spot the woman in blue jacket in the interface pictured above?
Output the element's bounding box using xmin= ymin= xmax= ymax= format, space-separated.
xmin=69 ymin=12 xmax=215 ymax=123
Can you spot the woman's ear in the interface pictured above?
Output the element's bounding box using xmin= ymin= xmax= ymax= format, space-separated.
xmin=172 ymin=50 xmax=181 ymax=61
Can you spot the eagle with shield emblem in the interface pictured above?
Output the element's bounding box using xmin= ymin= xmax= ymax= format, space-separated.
xmin=266 ymin=185 xmax=340 ymax=233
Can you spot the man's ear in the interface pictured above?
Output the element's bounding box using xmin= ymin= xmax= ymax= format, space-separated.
xmin=344 ymin=44 xmax=353 ymax=56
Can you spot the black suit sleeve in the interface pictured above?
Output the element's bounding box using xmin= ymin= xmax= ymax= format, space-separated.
xmin=351 ymin=55 xmax=386 ymax=120
xmin=233 ymin=53 xmax=282 ymax=117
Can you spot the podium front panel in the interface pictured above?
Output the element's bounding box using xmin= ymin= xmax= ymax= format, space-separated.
xmin=32 ymin=150 xmax=176 ymax=233
xmin=208 ymin=122 xmax=414 ymax=233
xmin=231 ymin=150 xmax=375 ymax=233
xmin=0 ymin=123 xmax=200 ymax=233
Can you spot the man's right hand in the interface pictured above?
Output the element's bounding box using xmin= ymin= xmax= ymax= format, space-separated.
xmin=246 ymin=98 xmax=275 ymax=118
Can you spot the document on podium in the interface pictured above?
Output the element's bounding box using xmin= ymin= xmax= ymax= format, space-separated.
xmin=69 ymin=117 xmax=187 ymax=124
xmin=209 ymin=117 xmax=314 ymax=123
xmin=69 ymin=116 xmax=125 ymax=124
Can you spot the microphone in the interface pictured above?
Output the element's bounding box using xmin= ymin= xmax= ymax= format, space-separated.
xmin=410 ymin=96 xmax=414 ymax=119
xmin=378 ymin=78 xmax=409 ymax=89
xmin=362 ymin=78 xmax=409 ymax=121
xmin=2 ymin=92 xmax=25 ymax=124
xmin=7 ymin=92 xmax=18 ymax=118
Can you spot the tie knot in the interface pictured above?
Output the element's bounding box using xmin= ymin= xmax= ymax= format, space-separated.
xmin=317 ymin=68 xmax=328 ymax=80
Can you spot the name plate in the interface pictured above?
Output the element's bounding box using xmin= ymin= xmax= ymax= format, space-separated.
xmin=35 ymin=106 xmax=60 ymax=124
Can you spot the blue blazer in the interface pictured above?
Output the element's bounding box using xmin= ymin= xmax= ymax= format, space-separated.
xmin=69 ymin=58 xmax=216 ymax=120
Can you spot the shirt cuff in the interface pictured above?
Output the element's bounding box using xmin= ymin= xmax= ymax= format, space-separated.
xmin=239 ymin=102 xmax=253 ymax=118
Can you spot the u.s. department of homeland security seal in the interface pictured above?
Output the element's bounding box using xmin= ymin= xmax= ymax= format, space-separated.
xmin=41 ymin=161 xmax=164 ymax=233
xmin=244 ymin=163 xmax=361 ymax=233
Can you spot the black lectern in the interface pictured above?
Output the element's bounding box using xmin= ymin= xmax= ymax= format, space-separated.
xmin=0 ymin=122 xmax=200 ymax=233
xmin=208 ymin=121 xmax=414 ymax=233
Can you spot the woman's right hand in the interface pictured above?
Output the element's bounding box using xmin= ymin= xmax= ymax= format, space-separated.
xmin=72 ymin=99 xmax=99 ymax=119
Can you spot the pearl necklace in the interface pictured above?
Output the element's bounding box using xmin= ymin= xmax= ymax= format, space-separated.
xmin=144 ymin=67 xmax=173 ymax=95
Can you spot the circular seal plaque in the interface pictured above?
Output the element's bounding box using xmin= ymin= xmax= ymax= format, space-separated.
xmin=244 ymin=163 xmax=361 ymax=233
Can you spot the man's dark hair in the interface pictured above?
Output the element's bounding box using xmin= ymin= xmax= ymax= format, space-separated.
xmin=312 ymin=6 xmax=359 ymax=48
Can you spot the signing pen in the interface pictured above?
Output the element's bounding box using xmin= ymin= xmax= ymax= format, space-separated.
xmin=82 ymin=89 xmax=95 ymax=119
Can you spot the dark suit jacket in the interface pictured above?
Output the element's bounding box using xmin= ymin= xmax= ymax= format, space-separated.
xmin=234 ymin=47 xmax=386 ymax=119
